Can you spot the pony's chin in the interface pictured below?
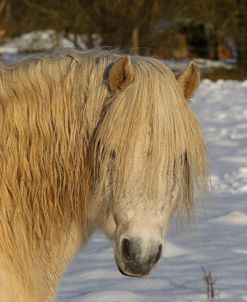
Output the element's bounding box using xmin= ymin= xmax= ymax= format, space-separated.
xmin=117 ymin=264 xmax=149 ymax=278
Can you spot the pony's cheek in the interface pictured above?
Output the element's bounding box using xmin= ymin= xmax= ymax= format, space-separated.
xmin=99 ymin=214 xmax=117 ymax=240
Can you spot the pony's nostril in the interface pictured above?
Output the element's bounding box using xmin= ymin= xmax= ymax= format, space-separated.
xmin=121 ymin=238 xmax=131 ymax=260
xmin=153 ymin=244 xmax=162 ymax=264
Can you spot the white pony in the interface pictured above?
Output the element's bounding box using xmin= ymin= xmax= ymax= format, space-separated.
xmin=0 ymin=49 xmax=207 ymax=301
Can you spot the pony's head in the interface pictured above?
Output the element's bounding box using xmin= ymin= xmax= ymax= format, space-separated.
xmin=89 ymin=55 xmax=207 ymax=277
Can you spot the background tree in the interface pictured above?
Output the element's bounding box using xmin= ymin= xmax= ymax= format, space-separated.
xmin=0 ymin=0 xmax=246 ymax=68
xmin=81 ymin=0 xmax=168 ymax=55
xmin=182 ymin=0 xmax=247 ymax=68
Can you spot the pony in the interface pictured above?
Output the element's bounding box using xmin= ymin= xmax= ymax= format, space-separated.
xmin=0 ymin=49 xmax=207 ymax=301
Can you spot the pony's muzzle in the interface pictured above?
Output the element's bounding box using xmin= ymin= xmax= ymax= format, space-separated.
xmin=117 ymin=238 xmax=163 ymax=277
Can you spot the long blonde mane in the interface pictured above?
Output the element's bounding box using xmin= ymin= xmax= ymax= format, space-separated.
xmin=0 ymin=49 xmax=208 ymax=251
xmin=90 ymin=53 xmax=208 ymax=218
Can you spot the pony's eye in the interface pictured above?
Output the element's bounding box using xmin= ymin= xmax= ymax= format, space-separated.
xmin=110 ymin=150 xmax=116 ymax=160
xmin=184 ymin=152 xmax=188 ymax=163
xmin=180 ymin=152 xmax=188 ymax=165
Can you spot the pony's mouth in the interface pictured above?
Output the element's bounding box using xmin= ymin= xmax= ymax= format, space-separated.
xmin=117 ymin=264 xmax=147 ymax=278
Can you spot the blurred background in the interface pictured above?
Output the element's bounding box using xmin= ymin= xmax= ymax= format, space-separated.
xmin=0 ymin=0 xmax=247 ymax=79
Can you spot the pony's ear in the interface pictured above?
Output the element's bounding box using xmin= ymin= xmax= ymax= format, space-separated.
xmin=109 ymin=56 xmax=134 ymax=92
xmin=176 ymin=62 xmax=200 ymax=100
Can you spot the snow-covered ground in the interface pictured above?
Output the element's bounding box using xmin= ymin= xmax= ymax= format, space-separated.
xmin=0 ymin=30 xmax=88 ymax=54
xmin=164 ymin=58 xmax=236 ymax=73
xmin=55 ymin=79 xmax=247 ymax=301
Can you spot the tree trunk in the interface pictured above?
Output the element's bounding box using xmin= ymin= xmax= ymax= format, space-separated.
xmin=206 ymin=25 xmax=218 ymax=60
xmin=73 ymin=33 xmax=79 ymax=48
xmin=131 ymin=26 xmax=139 ymax=55
xmin=235 ymin=0 xmax=247 ymax=69
xmin=55 ymin=30 xmax=62 ymax=48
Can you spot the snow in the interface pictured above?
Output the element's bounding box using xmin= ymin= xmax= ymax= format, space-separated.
xmin=55 ymin=79 xmax=247 ymax=301
xmin=0 ymin=30 xmax=87 ymax=54
xmin=163 ymin=58 xmax=236 ymax=73
xmin=212 ymin=211 xmax=247 ymax=225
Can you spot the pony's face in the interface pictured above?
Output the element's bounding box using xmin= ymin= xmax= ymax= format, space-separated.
xmin=92 ymin=57 xmax=206 ymax=277
xmin=98 ymin=133 xmax=181 ymax=277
